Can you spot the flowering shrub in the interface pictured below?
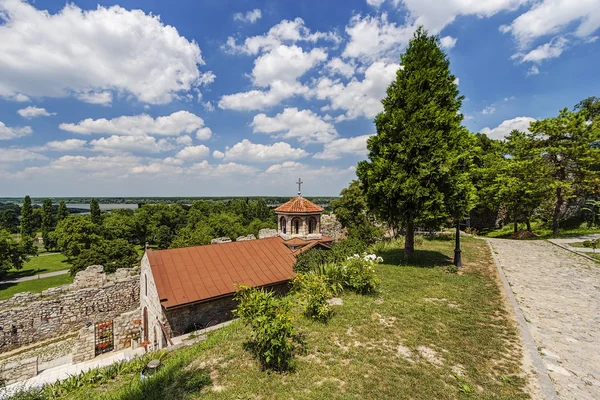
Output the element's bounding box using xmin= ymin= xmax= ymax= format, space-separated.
xmin=293 ymin=273 xmax=333 ymax=322
xmin=234 ymin=286 xmax=303 ymax=371
xmin=342 ymin=253 xmax=382 ymax=294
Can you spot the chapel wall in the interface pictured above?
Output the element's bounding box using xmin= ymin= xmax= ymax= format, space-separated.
xmin=0 ymin=266 xmax=140 ymax=353
xmin=140 ymin=253 xmax=168 ymax=351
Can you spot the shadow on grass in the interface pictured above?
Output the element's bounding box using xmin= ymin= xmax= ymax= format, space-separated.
xmin=0 ymin=281 xmax=17 ymax=291
xmin=379 ymin=248 xmax=452 ymax=268
xmin=112 ymin=367 xmax=211 ymax=400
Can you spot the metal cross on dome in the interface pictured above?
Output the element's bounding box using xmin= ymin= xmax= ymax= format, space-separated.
xmin=296 ymin=178 xmax=303 ymax=196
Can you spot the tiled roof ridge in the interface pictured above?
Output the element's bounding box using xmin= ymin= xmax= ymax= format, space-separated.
xmin=274 ymin=196 xmax=324 ymax=213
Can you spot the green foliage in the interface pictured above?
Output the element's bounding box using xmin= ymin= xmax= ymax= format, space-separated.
xmin=52 ymin=215 xmax=104 ymax=259
xmin=0 ymin=229 xmax=37 ymax=279
xmin=332 ymin=181 xmax=383 ymax=244
xmin=153 ymin=225 xmax=173 ymax=249
xmin=446 ymin=265 xmax=459 ymax=274
xmin=581 ymin=199 xmax=600 ymax=228
xmin=234 ymin=286 xmax=303 ymax=371
xmin=71 ymin=238 xmax=138 ymax=273
xmin=169 ymin=224 xmax=213 ymax=248
xmin=90 ymin=198 xmax=101 ymax=224
xmin=0 ymin=206 xmax=20 ymax=233
xmin=56 ymin=201 xmax=69 ymax=222
xmin=574 ymin=96 xmax=600 ymax=122
xmin=342 ymin=254 xmax=381 ymax=295
xmin=103 ymin=209 xmax=137 ymax=242
xmin=357 ymin=27 xmax=475 ymax=257
xmin=20 ymin=195 xmax=35 ymax=238
xmin=528 ymin=108 xmax=600 ymax=233
xmin=293 ymin=238 xmax=367 ymax=273
xmin=293 ymin=273 xmax=333 ymax=322
xmin=41 ymin=199 xmax=56 ymax=251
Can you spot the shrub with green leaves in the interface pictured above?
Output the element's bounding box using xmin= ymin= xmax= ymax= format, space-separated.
xmin=234 ymin=286 xmax=303 ymax=371
xmin=293 ymin=273 xmax=333 ymax=322
xmin=294 ymin=238 xmax=367 ymax=273
xmin=342 ymin=254 xmax=381 ymax=295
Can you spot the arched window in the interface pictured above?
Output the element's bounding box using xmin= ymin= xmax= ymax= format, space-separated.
xmin=308 ymin=218 xmax=316 ymax=234
xmin=280 ymin=217 xmax=287 ymax=234
xmin=292 ymin=218 xmax=301 ymax=234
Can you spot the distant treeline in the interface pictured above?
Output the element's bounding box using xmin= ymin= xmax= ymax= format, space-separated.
xmin=0 ymin=196 xmax=338 ymax=207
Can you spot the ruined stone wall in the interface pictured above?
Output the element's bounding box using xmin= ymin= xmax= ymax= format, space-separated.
xmin=0 ymin=356 xmax=38 ymax=385
xmin=0 ymin=266 xmax=140 ymax=353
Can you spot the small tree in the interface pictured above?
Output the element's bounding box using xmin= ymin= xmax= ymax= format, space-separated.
xmin=20 ymin=195 xmax=35 ymax=238
xmin=90 ymin=198 xmax=102 ymax=224
xmin=357 ymin=27 xmax=475 ymax=258
xmin=57 ymin=201 xmax=69 ymax=222
xmin=0 ymin=229 xmax=37 ymax=278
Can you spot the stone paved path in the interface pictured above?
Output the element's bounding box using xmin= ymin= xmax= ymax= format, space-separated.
xmin=489 ymin=239 xmax=600 ymax=400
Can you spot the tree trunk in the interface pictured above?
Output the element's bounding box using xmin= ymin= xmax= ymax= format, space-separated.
xmin=404 ymin=221 xmax=415 ymax=259
xmin=553 ymin=186 xmax=563 ymax=234
xmin=526 ymin=218 xmax=532 ymax=232
xmin=513 ymin=215 xmax=518 ymax=233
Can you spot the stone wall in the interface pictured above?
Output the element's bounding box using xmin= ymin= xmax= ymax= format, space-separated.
xmin=0 ymin=266 xmax=140 ymax=353
xmin=0 ymin=356 xmax=38 ymax=385
xmin=320 ymin=214 xmax=345 ymax=240
xmin=140 ymin=254 xmax=167 ymax=352
xmin=72 ymin=309 xmax=141 ymax=363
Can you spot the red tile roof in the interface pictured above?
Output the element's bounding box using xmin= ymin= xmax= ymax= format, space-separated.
xmin=274 ymin=196 xmax=324 ymax=213
xmin=146 ymin=236 xmax=297 ymax=309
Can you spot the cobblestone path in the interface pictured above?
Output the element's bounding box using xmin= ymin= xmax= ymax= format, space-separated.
xmin=489 ymin=239 xmax=600 ymax=400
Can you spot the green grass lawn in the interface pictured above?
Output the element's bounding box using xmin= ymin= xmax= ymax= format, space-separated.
xmin=480 ymin=220 xmax=600 ymax=240
xmin=1 ymin=253 xmax=72 ymax=281
xmin=0 ymin=274 xmax=73 ymax=300
xmin=35 ymin=236 xmax=530 ymax=400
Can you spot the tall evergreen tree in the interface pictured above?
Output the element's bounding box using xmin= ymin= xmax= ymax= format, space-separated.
xmin=90 ymin=198 xmax=102 ymax=224
xmin=57 ymin=201 xmax=69 ymax=222
xmin=20 ymin=195 xmax=34 ymax=238
xmin=357 ymin=27 xmax=475 ymax=258
xmin=41 ymin=198 xmax=56 ymax=250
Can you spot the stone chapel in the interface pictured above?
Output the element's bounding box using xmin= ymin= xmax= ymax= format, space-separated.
xmin=139 ymin=180 xmax=332 ymax=350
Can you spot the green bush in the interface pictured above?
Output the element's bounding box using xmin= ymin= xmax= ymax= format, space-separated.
xmin=294 ymin=238 xmax=367 ymax=273
xmin=343 ymin=254 xmax=380 ymax=295
xmin=234 ymin=286 xmax=303 ymax=371
xmin=414 ymin=235 xmax=425 ymax=247
xmin=583 ymin=240 xmax=593 ymax=248
xmin=293 ymin=273 xmax=333 ymax=322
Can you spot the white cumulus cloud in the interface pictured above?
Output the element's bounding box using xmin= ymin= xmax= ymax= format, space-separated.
xmin=251 ymin=108 xmax=338 ymax=144
xmin=440 ymin=36 xmax=457 ymax=49
xmin=0 ymin=1 xmax=212 ymax=104
xmin=17 ymin=106 xmax=56 ymax=118
xmin=481 ymin=116 xmax=537 ymax=140
xmin=0 ymin=121 xmax=32 ymax=140
xmin=41 ymin=139 xmax=87 ymax=151
xmin=59 ymin=111 xmax=210 ymax=138
xmin=90 ymin=135 xmax=176 ymax=154
xmin=314 ymin=134 xmax=373 ymax=160
xmin=222 ymin=139 xmax=308 ymax=162
xmin=176 ymin=145 xmax=210 ymax=161
xmin=233 ymin=9 xmax=262 ymax=24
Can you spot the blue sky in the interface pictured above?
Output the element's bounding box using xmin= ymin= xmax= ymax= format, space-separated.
xmin=1 ymin=0 xmax=599 ymax=197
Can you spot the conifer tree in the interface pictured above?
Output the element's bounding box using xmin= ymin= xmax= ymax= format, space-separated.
xmin=357 ymin=27 xmax=475 ymax=258
xmin=57 ymin=201 xmax=69 ymax=222
xmin=90 ymin=198 xmax=102 ymax=224
xmin=20 ymin=195 xmax=34 ymax=238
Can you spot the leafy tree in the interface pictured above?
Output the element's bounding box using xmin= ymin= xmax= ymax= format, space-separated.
xmin=574 ymin=96 xmax=600 ymax=122
xmin=153 ymin=225 xmax=173 ymax=249
xmin=170 ymin=224 xmax=213 ymax=248
xmin=41 ymin=198 xmax=57 ymax=250
xmin=90 ymin=198 xmax=102 ymax=224
xmin=20 ymin=195 xmax=35 ymax=238
xmin=103 ymin=209 xmax=137 ymax=242
xmin=357 ymin=27 xmax=475 ymax=258
xmin=52 ymin=215 xmax=104 ymax=259
xmin=72 ymin=238 xmax=138 ymax=274
xmin=483 ymin=130 xmax=554 ymax=232
xmin=331 ymin=180 xmax=382 ymax=243
xmin=0 ymin=229 xmax=37 ymax=278
xmin=57 ymin=201 xmax=69 ymax=222
xmin=0 ymin=209 xmax=19 ymax=233
xmin=207 ymin=212 xmax=245 ymax=239
xmin=529 ymin=109 xmax=600 ymax=233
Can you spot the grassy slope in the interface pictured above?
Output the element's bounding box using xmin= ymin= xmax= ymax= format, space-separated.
xmin=62 ymin=237 xmax=528 ymax=400
xmin=2 ymin=253 xmax=72 ymax=281
xmin=0 ymin=274 xmax=73 ymax=300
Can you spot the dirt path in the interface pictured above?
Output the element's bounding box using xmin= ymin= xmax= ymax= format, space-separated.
xmin=489 ymin=239 xmax=600 ymax=400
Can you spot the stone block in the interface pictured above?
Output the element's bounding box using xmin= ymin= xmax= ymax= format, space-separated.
xmin=211 ymin=237 xmax=232 ymax=244
xmin=236 ymin=234 xmax=256 ymax=242
xmin=258 ymin=229 xmax=278 ymax=239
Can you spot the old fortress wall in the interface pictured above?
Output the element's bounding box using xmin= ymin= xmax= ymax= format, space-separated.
xmin=0 ymin=266 xmax=140 ymax=352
